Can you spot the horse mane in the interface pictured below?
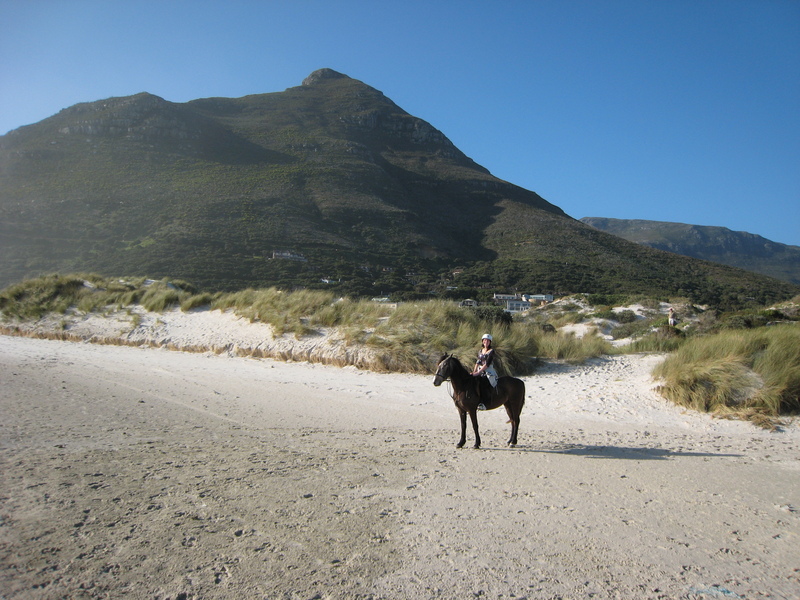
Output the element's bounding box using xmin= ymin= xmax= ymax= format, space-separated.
xmin=441 ymin=353 xmax=471 ymax=379
xmin=439 ymin=353 xmax=482 ymax=403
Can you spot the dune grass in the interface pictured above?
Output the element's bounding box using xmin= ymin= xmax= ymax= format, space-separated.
xmin=536 ymin=329 xmax=612 ymax=362
xmin=0 ymin=274 xmax=199 ymax=318
xmin=619 ymin=326 xmax=686 ymax=353
xmin=0 ymin=274 xmax=89 ymax=319
xmin=0 ymin=274 xmax=612 ymax=375
xmin=653 ymin=325 xmax=800 ymax=424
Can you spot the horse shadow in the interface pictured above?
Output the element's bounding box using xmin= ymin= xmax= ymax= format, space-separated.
xmin=482 ymin=443 xmax=742 ymax=461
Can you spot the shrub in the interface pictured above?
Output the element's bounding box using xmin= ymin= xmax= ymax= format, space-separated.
xmin=654 ymin=325 xmax=800 ymax=421
xmin=555 ymin=302 xmax=581 ymax=312
xmin=591 ymin=309 xmax=616 ymax=321
xmin=587 ymin=293 xmax=630 ymax=307
xmin=310 ymin=297 xmax=358 ymax=328
xmin=623 ymin=327 xmax=686 ymax=353
xmin=633 ymin=297 xmax=663 ymax=310
xmin=546 ymin=310 xmax=586 ymax=328
xmin=611 ymin=317 xmax=662 ymax=341
xmin=0 ymin=274 xmax=86 ymax=319
xmin=721 ymin=311 xmax=770 ymax=330
xmin=690 ymin=309 xmax=720 ymax=334
xmin=141 ymin=287 xmax=183 ymax=312
xmin=469 ymin=305 xmax=513 ymax=325
xmin=536 ymin=330 xmax=611 ymax=363
xmin=760 ymin=309 xmax=786 ymax=321
xmin=181 ymin=293 xmax=216 ymax=312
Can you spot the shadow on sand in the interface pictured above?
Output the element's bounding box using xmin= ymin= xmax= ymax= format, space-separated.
xmin=482 ymin=444 xmax=741 ymax=460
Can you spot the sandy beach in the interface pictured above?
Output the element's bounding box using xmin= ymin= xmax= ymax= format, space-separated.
xmin=1 ymin=320 xmax=799 ymax=598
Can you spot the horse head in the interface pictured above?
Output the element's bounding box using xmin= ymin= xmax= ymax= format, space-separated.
xmin=433 ymin=353 xmax=453 ymax=387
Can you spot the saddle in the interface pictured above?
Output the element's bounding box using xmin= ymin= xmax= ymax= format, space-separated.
xmin=473 ymin=375 xmax=498 ymax=406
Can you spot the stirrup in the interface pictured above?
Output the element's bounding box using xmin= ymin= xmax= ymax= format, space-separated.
xmin=477 ymin=403 xmax=487 ymax=411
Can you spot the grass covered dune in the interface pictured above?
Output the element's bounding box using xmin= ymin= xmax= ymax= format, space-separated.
xmin=655 ymin=327 xmax=800 ymax=426
xmin=1 ymin=273 xmax=799 ymax=423
xmin=0 ymin=274 xmax=611 ymax=372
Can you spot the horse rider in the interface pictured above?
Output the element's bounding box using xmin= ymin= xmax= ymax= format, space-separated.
xmin=472 ymin=333 xmax=498 ymax=410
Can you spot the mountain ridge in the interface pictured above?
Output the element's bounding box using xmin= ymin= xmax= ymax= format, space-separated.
xmin=581 ymin=217 xmax=800 ymax=286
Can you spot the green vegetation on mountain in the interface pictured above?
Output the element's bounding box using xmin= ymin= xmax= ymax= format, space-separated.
xmin=1 ymin=69 xmax=797 ymax=309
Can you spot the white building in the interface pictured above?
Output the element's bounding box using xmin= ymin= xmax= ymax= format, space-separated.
xmin=494 ymin=293 xmax=554 ymax=313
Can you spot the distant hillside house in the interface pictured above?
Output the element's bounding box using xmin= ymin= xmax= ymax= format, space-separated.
xmin=494 ymin=293 xmax=554 ymax=313
xmin=505 ymin=299 xmax=531 ymax=312
xmin=459 ymin=299 xmax=478 ymax=307
xmin=271 ymin=251 xmax=307 ymax=262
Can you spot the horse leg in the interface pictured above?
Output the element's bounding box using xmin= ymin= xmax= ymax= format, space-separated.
xmin=468 ymin=409 xmax=481 ymax=449
xmin=456 ymin=409 xmax=467 ymax=448
xmin=504 ymin=403 xmax=519 ymax=446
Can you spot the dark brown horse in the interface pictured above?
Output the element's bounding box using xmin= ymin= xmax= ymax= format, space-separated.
xmin=433 ymin=354 xmax=525 ymax=449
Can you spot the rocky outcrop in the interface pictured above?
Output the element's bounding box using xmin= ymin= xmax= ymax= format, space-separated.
xmin=302 ymin=68 xmax=349 ymax=86
xmin=57 ymin=93 xmax=205 ymax=140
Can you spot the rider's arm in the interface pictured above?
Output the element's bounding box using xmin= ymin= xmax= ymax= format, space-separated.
xmin=473 ymin=357 xmax=486 ymax=375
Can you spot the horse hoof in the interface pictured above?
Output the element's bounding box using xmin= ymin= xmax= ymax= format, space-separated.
xmin=508 ymin=443 xmax=517 ymax=448
xmin=456 ymin=443 xmax=465 ymax=449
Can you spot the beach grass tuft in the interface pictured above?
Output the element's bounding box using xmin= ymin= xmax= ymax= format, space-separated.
xmin=653 ymin=325 xmax=800 ymax=424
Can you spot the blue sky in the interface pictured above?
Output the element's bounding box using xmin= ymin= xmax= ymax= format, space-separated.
xmin=2 ymin=0 xmax=798 ymax=246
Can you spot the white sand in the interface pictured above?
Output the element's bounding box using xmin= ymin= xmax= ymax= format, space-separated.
xmin=1 ymin=312 xmax=799 ymax=599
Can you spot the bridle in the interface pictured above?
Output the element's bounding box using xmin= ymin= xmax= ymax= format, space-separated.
xmin=433 ymin=355 xmax=452 ymax=381
xmin=433 ymin=355 xmax=456 ymax=399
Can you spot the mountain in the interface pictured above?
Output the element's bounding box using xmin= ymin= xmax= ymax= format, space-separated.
xmin=581 ymin=217 xmax=800 ymax=286
xmin=1 ymin=68 xmax=797 ymax=308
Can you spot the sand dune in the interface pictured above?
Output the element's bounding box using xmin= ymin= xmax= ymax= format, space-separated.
xmin=1 ymin=322 xmax=799 ymax=599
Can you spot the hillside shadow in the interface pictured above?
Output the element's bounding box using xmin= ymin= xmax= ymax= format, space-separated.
xmin=483 ymin=443 xmax=742 ymax=460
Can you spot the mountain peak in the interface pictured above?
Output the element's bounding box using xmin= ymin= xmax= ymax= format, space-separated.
xmin=302 ymin=68 xmax=349 ymax=86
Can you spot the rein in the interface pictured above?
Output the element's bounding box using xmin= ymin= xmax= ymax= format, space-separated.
xmin=435 ymin=355 xmax=476 ymax=401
